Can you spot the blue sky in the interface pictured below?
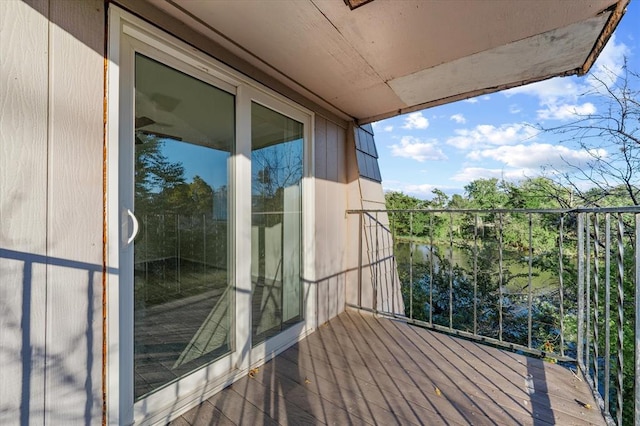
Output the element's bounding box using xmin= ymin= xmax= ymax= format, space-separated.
xmin=373 ymin=2 xmax=639 ymax=200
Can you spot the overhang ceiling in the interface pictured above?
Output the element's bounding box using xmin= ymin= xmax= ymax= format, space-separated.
xmin=145 ymin=0 xmax=628 ymax=124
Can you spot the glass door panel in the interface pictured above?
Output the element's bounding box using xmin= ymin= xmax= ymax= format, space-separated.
xmin=251 ymin=102 xmax=303 ymax=345
xmin=133 ymin=54 xmax=234 ymax=399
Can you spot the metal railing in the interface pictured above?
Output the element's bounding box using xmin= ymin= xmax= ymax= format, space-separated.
xmin=348 ymin=206 xmax=640 ymax=426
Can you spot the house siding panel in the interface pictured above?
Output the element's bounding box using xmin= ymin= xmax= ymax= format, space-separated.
xmin=45 ymin=1 xmax=104 ymax=424
xmin=314 ymin=118 xmax=348 ymax=325
xmin=0 ymin=1 xmax=105 ymax=424
xmin=0 ymin=1 xmax=49 ymax=424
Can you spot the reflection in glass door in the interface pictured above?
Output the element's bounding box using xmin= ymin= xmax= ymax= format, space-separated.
xmin=251 ymin=102 xmax=304 ymax=345
xmin=133 ymin=54 xmax=234 ymax=399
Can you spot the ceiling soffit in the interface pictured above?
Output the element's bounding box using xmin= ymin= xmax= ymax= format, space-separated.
xmin=145 ymin=0 xmax=628 ymax=123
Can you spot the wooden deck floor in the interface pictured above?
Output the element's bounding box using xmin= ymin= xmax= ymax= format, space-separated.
xmin=171 ymin=310 xmax=605 ymax=425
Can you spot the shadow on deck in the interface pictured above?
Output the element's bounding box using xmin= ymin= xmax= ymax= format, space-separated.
xmin=171 ymin=309 xmax=605 ymax=425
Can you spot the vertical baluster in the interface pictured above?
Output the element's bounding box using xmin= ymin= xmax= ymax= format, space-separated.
xmin=357 ymin=212 xmax=362 ymax=308
xmin=409 ymin=212 xmax=413 ymax=321
xmin=586 ymin=214 xmax=592 ymax=379
xmin=593 ymin=214 xmax=600 ymax=394
xmin=177 ymin=214 xmax=181 ymax=293
xmin=634 ymin=213 xmax=640 ymax=426
xmin=429 ymin=214 xmax=434 ymax=325
xmin=449 ymin=211 xmax=454 ymax=330
xmin=203 ymin=213 xmax=206 ymax=275
xmin=577 ymin=213 xmax=585 ymax=370
xmin=391 ymin=212 xmax=396 ymax=315
xmin=499 ymin=212 xmax=504 ymax=342
xmin=559 ymin=214 xmax=565 ymax=357
xmin=474 ymin=213 xmax=478 ymax=336
xmin=605 ymin=213 xmax=611 ymax=413
xmin=375 ymin=211 xmax=379 ymax=314
xmin=616 ymin=213 xmax=624 ymax=426
xmin=528 ymin=212 xmax=533 ymax=349
xmin=144 ymin=214 xmax=149 ymax=301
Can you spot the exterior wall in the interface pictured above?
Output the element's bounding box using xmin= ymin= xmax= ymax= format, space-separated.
xmin=0 ymin=0 xmax=105 ymax=424
xmin=345 ymin=126 xmax=404 ymax=315
xmin=314 ymin=116 xmax=348 ymax=325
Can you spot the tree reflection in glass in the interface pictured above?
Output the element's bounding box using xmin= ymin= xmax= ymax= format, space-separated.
xmin=251 ymin=102 xmax=304 ymax=344
xmin=133 ymin=54 xmax=234 ymax=399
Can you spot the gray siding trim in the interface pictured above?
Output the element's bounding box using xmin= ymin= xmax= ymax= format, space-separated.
xmin=354 ymin=125 xmax=382 ymax=183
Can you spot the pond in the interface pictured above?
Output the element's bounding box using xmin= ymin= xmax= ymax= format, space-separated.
xmin=392 ymin=239 xmax=568 ymax=351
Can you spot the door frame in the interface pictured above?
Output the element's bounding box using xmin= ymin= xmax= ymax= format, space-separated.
xmin=106 ymin=6 xmax=316 ymax=425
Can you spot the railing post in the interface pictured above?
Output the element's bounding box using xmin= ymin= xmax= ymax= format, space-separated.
xmin=634 ymin=212 xmax=639 ymax=426
xmin=473 ymin=213 xmax=478 ymax=336
xmin=605 ymin=212 xmax=611 ymax=413
xmin=429 ymin=214 xmax=434 ymax=325
xmin=592 ymin=214 xmax=600 ymax=394
xmin=375 ymin=211 xmax=379 ymax=314
xmin=559 ymin=214 xmax=565 ymax=357
xmin=358 ymin=211 xmax=363 ymax=308
xmin=449 ymin=211 xmax=453 ymax=330
xmin=391 ymin=212 xmax=396 ymax=315
xmin=577 ymin=212 xmax=585 ymax=371
xmin=586 ymin=214 xmax=591 ymax=380
xmin=528 ymin=212 xmax=533 ymax=349
xmin=499 ymin=212 xmax=504 ymax=342
xmin=410 ymin=212 xmax=414 ymax=321
xmin=616 ymin=213 xmax=624 ymax=426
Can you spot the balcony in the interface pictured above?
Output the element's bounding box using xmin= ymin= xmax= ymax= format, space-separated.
xmin=173 ymin=207 xmax=638 ymax=425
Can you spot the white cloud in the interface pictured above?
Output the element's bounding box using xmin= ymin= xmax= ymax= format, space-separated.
xmin=468 ymin=143 xmax=607 ymax=171
xmin=384 ymin=182 xmax=460 ymax=199
xmin=537 ymin=102 xmax=596 ymax=120
xmin=463 ymin=98 xmax=479 ymax=104
xmin=402 ymin=112 xmax=430 ymax=129
xmin=505 ymin=78 xmax=582 ymax=105
xmin=450 ymin=113 xmax=466 ymax=124
xmin=446 ymin=123 xmax=538 ymax=149
xmin=509 ymin=104 xmax=521 ymax=114
xmin=383 ymin=125 xmax=394 ymax=132
xmin=587 ymin=33 xmax=629 ymax=87
xmin=390 ymin=136 xmax=447 ymax=162
xmin=452 ymin=167 xmax=530 ymax=182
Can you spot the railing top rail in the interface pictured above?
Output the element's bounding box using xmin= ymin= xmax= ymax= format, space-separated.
xmin=347 ymin=206 xmax=640 ymax=215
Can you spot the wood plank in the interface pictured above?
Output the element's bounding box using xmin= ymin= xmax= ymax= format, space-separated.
xmin=180 ymin=310 xmax=606 ymax=426
xmin=278 ymin=344 xmax=454 ymax=426
xmin=353 ymin=312 xmax=605 ymax=425
xmin=244 ymin=358 xmax=352 ymax=424
xmin=309 ymin=311 xmax=603 ymax=425
xmin=0 ymin=1 xmax=49 ymax=425
xmin=173 ymin=400 xmax=235 ymax=426
xmin=206 ymin=384 xmax=279 ymax=426
xmin=45 ymin=1 xmax=105 ymax=424
xmin=256 ymin=349 xmax=400 ymax=426
xmin=306 ymin=318 xmax=523 ymax=425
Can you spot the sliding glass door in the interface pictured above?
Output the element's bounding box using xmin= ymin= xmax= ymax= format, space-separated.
xmin=251 ymin=102 xmax=304 ymax=345
xmin=133 ymin=54 xmax=234 ymax=399
xmin=109 ymin=11 xmax=313 ymax=422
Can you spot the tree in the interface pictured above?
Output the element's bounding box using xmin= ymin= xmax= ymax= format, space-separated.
xmin=464 ymin=178 xmax=508 ymax=209
xmin=542 ymin=59 xmax=639 ymax=206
